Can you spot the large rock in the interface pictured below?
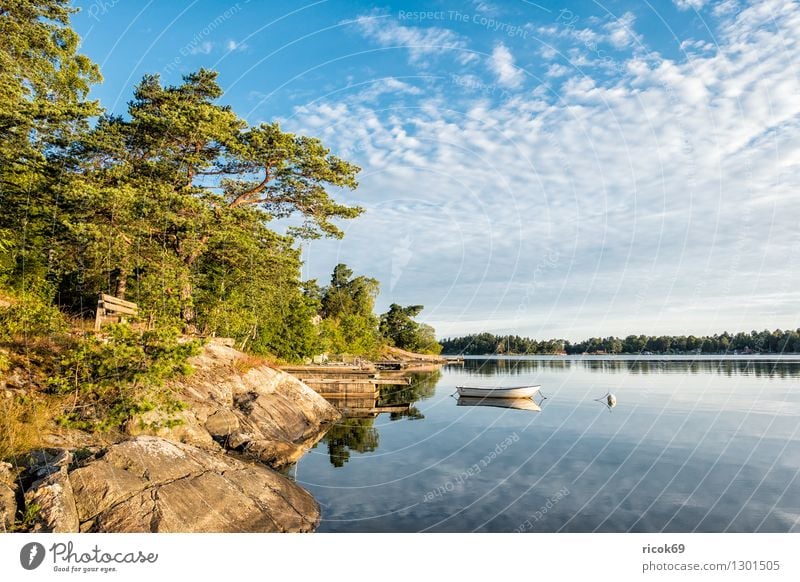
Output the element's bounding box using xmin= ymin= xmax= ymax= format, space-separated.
xmin=0 ymin=461 xmax=18 ymax=532
xmin=25 ymin=437 xmax=320 ymax=533
xmin=23 ymin=450 xmax=80 ymax=533
xmin=129 ymin=340 xmax=340 ymax=467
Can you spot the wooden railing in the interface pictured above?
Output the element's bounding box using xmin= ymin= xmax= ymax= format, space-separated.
xmin=94 ymin=293 xmax=139 ymax=330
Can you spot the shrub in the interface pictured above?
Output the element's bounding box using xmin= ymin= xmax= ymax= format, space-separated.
xmin=0 ymin=291 xmax=67 ymax=342
xmin=48 ymin=324 xmax=202 ymax=432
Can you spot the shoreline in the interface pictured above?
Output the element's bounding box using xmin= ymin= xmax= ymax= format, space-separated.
xmin=3 ymin=340 xmax=341 ymax=533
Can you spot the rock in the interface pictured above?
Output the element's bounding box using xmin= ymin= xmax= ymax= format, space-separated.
xmin=24 ymin=451 xmax=80 ymax=533
xmin=127 ymin=407 xmax=220 ymax=450
xmin=228 ymin=432 xmax=252 ymax=449
xmin=4 ymin=367 xmax=29 ymax=390
xmin=26 ymin=449 xmax=72 ymax=482
xmin=129 ymin=340 xmax=340 ymax=468
xmin=0 ymin=461 xmax=18 ymax=532
xmin=26 ymin=437 xmax=320 ymax=532
xmin=232 ymin=365 xmax=340 ymax=466
xmin=204 ymin=409 xmax=240 ymax=437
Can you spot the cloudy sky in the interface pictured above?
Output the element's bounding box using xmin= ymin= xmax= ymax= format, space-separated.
xmin=72 ymin=0 xmax=799 ymax=340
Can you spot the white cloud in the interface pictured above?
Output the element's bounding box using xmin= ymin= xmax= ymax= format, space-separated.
xmin=604 ymin=12 xmax=640 ymax=49
xmin=187 ymin=41 xmax=214 ymax=55
xmin=471 ymin=0 xmax=497 ymax=13
xmin=713 ymin=0 xmax=739 ymax=16
xmin=288 ymin=0 xmax=800 ymax=338
xmin=679 ymin=38 xmax=716 ymax=53
xmin=225 ymin=39 xmax=248 ymax=52
xmin=489 ymin=43 xmax=524 ymax=88
xmin=545 ymin=63 xmax=571 ymax=77
xmin=351 ymin=14 xmax=471 ymax=65
xmin=354 ymin=77 xmax=422 ymax=102
xmin=674 ymin=0 xmax=709 ymax=9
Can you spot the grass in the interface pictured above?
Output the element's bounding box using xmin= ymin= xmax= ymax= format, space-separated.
xmin=0 ymin=393 xmax=55 ymax=461
xmin=231 ymin=352 xmax=280 ymax=375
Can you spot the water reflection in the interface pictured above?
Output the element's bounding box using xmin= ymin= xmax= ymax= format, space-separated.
xmin=319 ymin=370 xmax=442 ymax=467
xmin=324 ymin=417 xmax=379 ymax=468
xmin=457 ymin=396 xmax=541 ymax=411
xmin=594 ymin=391 xmax=617 ymax=410
xmin=298 ymin=356 xmax=800 ymax=532
xmin=378 ymin=370 xmax=441 ymax=420
xmin=459 ymin=357 xmax=800 ymax=378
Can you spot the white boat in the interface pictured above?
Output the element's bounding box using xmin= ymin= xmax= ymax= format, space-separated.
xmin=457 ymin=397 xmax=541 ymax=411
xmin=456 ymin=385 xmax=541 ymax=399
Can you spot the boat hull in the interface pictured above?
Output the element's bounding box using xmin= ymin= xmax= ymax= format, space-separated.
xmin=456 ymin=385 xmax=541 ymax=398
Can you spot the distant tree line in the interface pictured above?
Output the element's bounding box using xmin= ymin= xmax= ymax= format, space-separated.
xmin=440 ymin=329 xmax=800 ymax=355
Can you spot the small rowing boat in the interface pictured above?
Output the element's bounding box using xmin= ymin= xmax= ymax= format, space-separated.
xmin=456 ymin=385 xmax=541 ymax=399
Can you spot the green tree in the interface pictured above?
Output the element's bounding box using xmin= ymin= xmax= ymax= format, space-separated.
xmin=55 ymin=70 xmax=362 ymax=326
xmin=31 ymin=70 xmax=365 ymax=361
xmin=379 ymin=303 xmax=441 ymax=354
xmin=379 ymin=303 xmax=423 ymax=348
xmin=318 ymin=264 xmax=381 ymax=356
xmin=0 ymin=0 xmax=101 ymax=287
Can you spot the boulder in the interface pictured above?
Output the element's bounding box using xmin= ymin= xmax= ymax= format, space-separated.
xmin=24 ymin=450 xmax=80 ymax=533
xmin=204 ymin=409 xmax=240 ymax=437
xmin=0 ymin=461 xmax=18 ymax=532
xmin=129 ymin=340 xmax=340 ymax=468
xmin=26 ymin=437 xmax=320 ymax=533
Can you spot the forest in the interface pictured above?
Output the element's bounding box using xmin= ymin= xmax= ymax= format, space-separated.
xmin=0 ymin=1 xmax=437 ymax=454
xmin=441 ymin=329 xmax=800 ymax=355
xmin=0 ymin=2 xmax=438 ymax=358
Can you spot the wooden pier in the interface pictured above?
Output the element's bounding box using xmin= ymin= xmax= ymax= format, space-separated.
xmin=374 ymin=360 xmax=406 ymax=371
xmin=281 ymin=352 xmax=438 ymax=418
xmin=280 ymin=364 xmax=411 ymax=401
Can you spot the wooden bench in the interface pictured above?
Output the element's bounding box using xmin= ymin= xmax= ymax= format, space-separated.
xmin=94 ymin=293 xmax=139 ymax=330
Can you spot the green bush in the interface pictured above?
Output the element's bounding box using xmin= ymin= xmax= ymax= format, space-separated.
xmin=0 ymin=291 xmax=67 ymax=341
xmin=48 ymin=324 xmax=201 ymax=432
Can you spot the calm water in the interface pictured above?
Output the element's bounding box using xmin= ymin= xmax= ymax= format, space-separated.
xmin=292 ymin=357 xmax=800 ymax=532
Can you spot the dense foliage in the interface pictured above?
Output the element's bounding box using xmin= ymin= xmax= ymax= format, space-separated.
xmin=48 ymin=324 xmax=201 ymax=431
xmin=441 ymin=329 xmax=800 ymax=355
xmin=0 ymin=2 xmax=439 ymax=455
xmin=0 ymin=291 xmax=200 ymax=452
xmin=0 ymin=2 xmax=439 ymax=359
xmin=379 ymin=303 xmax=441 ymax=354
xmin=316 ymin=264 xmax=382 ymax=357
xmin=0 ymin=1 xmax=378 ymax=360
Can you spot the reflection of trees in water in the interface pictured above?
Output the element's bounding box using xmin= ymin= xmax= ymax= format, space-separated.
xmin=460 ymin=358 xmax=567 ymax=377
xmin=457 ymin=358 xmax=800 ymax=378
xmin=324 ymin=417 xmax=379 ymax=467
xmin=322 ymin=370 xmax=443 ymax=466
xmin=378 ymin=370 xmax=442 ymax=420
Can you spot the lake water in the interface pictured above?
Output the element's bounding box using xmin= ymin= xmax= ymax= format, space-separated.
xmin=292 ymin=357 xmax=800 ymax=532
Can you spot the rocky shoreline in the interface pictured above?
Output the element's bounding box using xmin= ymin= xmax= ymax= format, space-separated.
xmin=1 ymin=339 xmax=340 ymax=533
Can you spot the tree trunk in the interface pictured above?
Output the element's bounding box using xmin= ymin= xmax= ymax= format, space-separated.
xmin=176 ymin=234 xmax=210 ymax=332
xmin=115 ymin=270 xmax=128 ymax=299
xmin=181 ymin=279 xmax=195 ymax=331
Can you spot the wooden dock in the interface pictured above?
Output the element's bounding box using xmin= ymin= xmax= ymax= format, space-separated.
xmin=282 ymin=363 xmax=413 ymax=402
xmin=374 ymin=360 xmax=406 ymax=371
xmin=321 ymin=393 xmax=412 ymax=417
xmin=280 ymin=358 xmax=425 ymax=417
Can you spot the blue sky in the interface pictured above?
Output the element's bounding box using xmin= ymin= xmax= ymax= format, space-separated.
xmin=71 ymin=0 xmax=800 ymax=340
